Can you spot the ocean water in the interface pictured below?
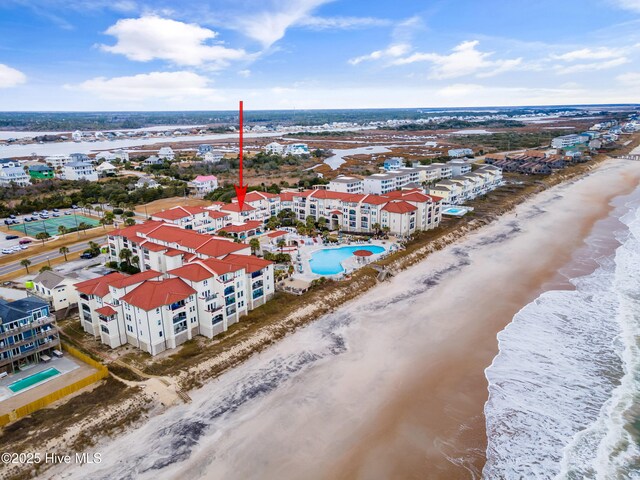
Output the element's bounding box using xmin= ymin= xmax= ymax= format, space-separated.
xmin=484 ymin=192 xmax=640 ymax=479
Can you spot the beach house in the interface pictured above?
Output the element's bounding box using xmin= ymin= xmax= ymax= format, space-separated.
xmin=29 ymin=270 xmax=78 ymax=313
xmin=329 ymin=176 xmax=365 ymax=194
xmin=158 ymin=147 xmax=175 ymax=160
xmin=28 ymin=164 xmax=54 ymax=180
xmin=0 ymin=297 xmax=60 ymax=374
xmin=0 ymin=166 xmax=31 ymax=186
xmin=190 ymin=175 xmax=219 ymax=197
xmin=63 ymin=162 xmax=98 ymax=181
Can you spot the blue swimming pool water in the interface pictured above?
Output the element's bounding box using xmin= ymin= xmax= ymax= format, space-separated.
xmin=309 ymin=245 xmax=385 ymax=275
xmin=8 ymin=367 xmax=61 ymax=393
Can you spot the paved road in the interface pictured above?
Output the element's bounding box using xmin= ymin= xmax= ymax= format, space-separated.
xmin=0 ymin=235 xmax=107 ymax=276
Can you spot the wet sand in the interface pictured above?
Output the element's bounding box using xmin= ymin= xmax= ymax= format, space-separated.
xmin=328 ymin=161 xmax=640 ymax=480
xmin=53 ymin=159 xmax=640 ymax=480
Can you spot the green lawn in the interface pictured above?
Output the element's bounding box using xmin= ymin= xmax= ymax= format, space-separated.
xmin=9 ymin=214 xmax=99 ymax=237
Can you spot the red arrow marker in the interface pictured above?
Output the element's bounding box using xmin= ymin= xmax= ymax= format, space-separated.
xmin=234 ymin=100 xmax=247 ymax=210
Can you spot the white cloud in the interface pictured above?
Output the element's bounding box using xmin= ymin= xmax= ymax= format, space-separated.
xmin=298 ymin=16 xmax=391 ymax=29
xmin=349 ymin=43 xmax=411 ymax=65
xmin=237 ymin=69 xmax=251 ymax=78
xmin=101 ymin=16 xmax=249 ymax=67
xmin=617 ymin=71 xmax=640 ymax=85
xmin=610 ymin=0 xmax=640 ymax=12
xmin=0 ymin=64 xmax=27 ymax=88
xmin=391 ymin=40 xmax=523 ymax=79
xmin=554 ymin=57 xmax=629 ymax=74
xmin=230 ymin=0 xmax=333 ymax=47
xmin=71 ymin=71 xmax=218 ymax=100
xmin=551 ymin=47 xmax=621 ymax=61
xmin=437 ymin=83 xmax=485 ymax=98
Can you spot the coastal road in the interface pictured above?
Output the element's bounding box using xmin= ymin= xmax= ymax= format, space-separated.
xmin=0 ymin=235 xmax=107 ymax=276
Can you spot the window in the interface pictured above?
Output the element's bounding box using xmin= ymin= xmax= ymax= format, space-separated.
xmin=157 ymin=319 xmax=161 ymax=326
xmin=159 ymin=331 xmax=163 ymax=337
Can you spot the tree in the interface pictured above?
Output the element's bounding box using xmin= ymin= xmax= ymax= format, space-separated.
xmin=131 ymin=255 xmax=139 ymax=267
xmin=119 ymin=248 xmax=132 ymax=265
xmin=58 ymin=225 xmax=67 ymax=237
xmin=277 ymin=238 xmax=286 ymax=254
xmin=317 ymin=217 xmax=327 ymax=231
xmin=88 ymin=241 xmax=100 ymax=256
xmin=372 ymin=223 xmax=381 ymax=237
xmin=249 ymin=238 xmax=261 ymax=255
xmin=39 ymin=265 xmax=52 ymax=273
xmin=78 ymin=222 xmax=89 ymax=234
xmin=35 ymin=232 xmax=50 ymax=245
xmin=124 ymin=217 xmax=136 ymax=226
xmin=59 ymin=246 xmax=69 ymax=261
xmin=20 ymin=259 xmax=31 ymax=274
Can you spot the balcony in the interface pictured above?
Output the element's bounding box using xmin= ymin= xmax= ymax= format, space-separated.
xmin=225 ymin=296 xmax=236 ymax=306
xmin=172 ymin=312 xmax=187 ymax=324
xmin=0 ymin=338 xmax=60 ymax=369
xmin=0 ymin=316 xmax=56 ymax=337
xmin=169 ymin=301 xmax=186 ymax=311
xmin=203 ymin=292 xmax=218 ymax=301
xmin=0 ymin=328 xmax=58 ymax=351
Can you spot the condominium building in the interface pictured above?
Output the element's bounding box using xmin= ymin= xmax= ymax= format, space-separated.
xmin=329 ymin=176 xmax=364 ymax=194
xmin=429 ymin=165 xmax=503 ymax=205
xmin=79 ymin=224 xmax=275 ymax=355
xmin=63 ymin=162 xmax=98 ymax=181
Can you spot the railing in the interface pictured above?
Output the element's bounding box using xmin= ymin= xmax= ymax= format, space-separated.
xmin=169 ymin=301 xmax=185 ymax=311
xmin=0 ymin=316 xmax=56 ymax=337
xmin=225 ymin=296 xmax=236 ymax=306
xmin=0 ymin=328 xmax=58 ymax=351
xmin=203 ymin=293 xmax=218 ymax=301
xmin=0 ymin=339 xmax=60 ymax=369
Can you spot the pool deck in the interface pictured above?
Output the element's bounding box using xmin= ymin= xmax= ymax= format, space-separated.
xmin=292 ymin=239 xmax=397 ymax=282
xmin=0 ymin=356 xmax=96 ymax=415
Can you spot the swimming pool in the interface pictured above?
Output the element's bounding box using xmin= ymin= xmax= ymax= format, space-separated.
xmin=8 ymin=367 xmax=61 ymax=393
xmin=442 ymin=207 xmax=468 ymax=216
xmin=309 ymin=245 xmax=385 ymax=275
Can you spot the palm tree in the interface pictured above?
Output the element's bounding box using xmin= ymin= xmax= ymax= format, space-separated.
xmin=39 ymin=265 xmax=52 ymax=273
xmin=277 ymin=238 xmax=286 ymax=254
xmin=58 ymin=225 xmax=67 ymax=237
xmin=35 ymin=232 xmax=50 ymax=245
xmin=124 ymin=218 xmax=136 ymax=226
xmin=119 ymin=248 xmax=132 ymax=266
xmin=59 ymin=246 xmax=69 ymax=261
xmin=78 ymin=222 xmax=88 ymax=234
xmin=249 ymin=238 xmax=261 ymax=255
xmin=20 ymin=259 xmax=31 ymax=274
xmin=88 ymin=241 xmax=100 ymax=256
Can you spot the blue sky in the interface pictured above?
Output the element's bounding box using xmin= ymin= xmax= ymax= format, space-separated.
xmin=1 ymin=0 xmax=640 ymax=110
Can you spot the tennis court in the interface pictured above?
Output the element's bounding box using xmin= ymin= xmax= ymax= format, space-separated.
xmin=9 ymin=215 xmax=99 ymax=237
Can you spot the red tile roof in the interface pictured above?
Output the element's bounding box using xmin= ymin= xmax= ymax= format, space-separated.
xmin=195 ymin=238 xmax=248 ymax=258
xmin=244 ymin=191 xmax=278 ymax=202
xmin=112 ymin=220 xmax=164 ymax=240
xmin=382 ymin=201 xmax=418 ymax=214
xmin=168 ymin=263 xmax=214 ymax=282
xmin=95 ymin=306 xmax=117 ymax=316
xmin=224 ymin=254 xmax=273 ymax=274
xmin=220 ymin=202 xmax=255 ymax=212
xmin=199 ymin=258 xmax=244 ymax=276
xmin=74 ymin=272 xmax=127 ymax=297
xmin=219 ymin=220 xmax=262 ymax=233
xmin=146 ymin=224 xmax=211 ymax=249
xmin=152 ymin=206 xmax=205 ymax=221
xmin=108 ymin=270 xmax=163 ymax=289
xmin=207 ymin=210 xmax=229 ymax=220
xmin=141 ymin=241 xmax=167 ymax=252
xmin=266 ymin=230 xmax=288 ymax=238
xmin=121 ymin=278 xmax=196 ymax=311
xmin=278 ymin=192 xmax=296 ymax=201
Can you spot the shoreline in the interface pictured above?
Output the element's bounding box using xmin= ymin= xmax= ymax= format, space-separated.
xmin=325 ymin=160 xmax=640 ymax=479
xmin=42 ymin=157 xmax=640 ymax=480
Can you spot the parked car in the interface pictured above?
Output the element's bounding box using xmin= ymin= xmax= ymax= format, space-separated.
xmin=24 ymin=218 xmax=32 ymax=222
xmin=5 ymin=235 xmax=19 ymax=240
xmin=52 ymin=208 xmax=59 ymax=212
xmin=18 ymin=239 xmax=32 ymax=244
xmin=8 ymin=215 xmax=16 ymax=219
xmin=80 ymin=251 xmax=98 ymax=259
xmin=53 ymin=213 xmax=60 ymax=217
xmin=1 ymin=249 xmax=11 ymax=254
xmin=71 ymin=205 xmax=78 ymax=209
xmin=64 ymin=211 xmax=71 ymax=215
